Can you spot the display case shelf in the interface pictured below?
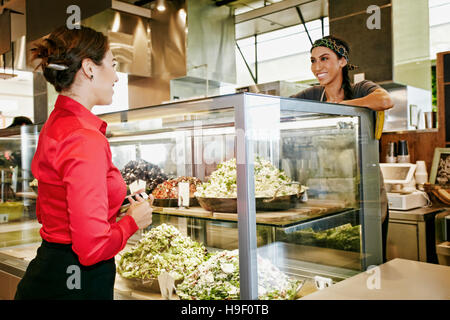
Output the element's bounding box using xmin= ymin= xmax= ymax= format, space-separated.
xmin=151 ymin=202 xmax=355 ymax=228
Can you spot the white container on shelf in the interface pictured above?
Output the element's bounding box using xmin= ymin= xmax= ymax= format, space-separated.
xmin=415 ymin=160 xmax=428 ymax=186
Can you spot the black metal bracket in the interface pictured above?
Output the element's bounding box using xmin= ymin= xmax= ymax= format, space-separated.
xmin=212 ymin=0 xmax=237 ymax=6
xmin=295 ymin=6 xmax=313 ymax=46
xmin=236 ymin=36 xmax=258 ymax=84
xmin=134 ymin=0 xmax=152 ymax=6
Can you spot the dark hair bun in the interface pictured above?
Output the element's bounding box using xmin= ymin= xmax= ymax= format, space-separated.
xmin=31 ymin=26 xmax=109 ymax=92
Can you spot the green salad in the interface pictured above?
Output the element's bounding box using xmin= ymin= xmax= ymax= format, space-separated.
xmin=176 ymin=249 xmax=301 ymax=300
xmin=195 ymin=157 xmax=306 ymax=198
xmin=117 ymin=224 xmax=207 ymax=281
xmin=278 ymin=223 xmax=361 ymax=252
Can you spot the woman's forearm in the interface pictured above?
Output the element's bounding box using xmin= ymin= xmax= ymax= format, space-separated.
xmin=341 ymin=88 xmax=394 ymax=111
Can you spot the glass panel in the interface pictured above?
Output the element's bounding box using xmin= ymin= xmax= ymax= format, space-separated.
xmin=243 ymin=95 xmax=364 ymax=299
xmin=107 ymin=101 xmax=236 ymax=183
xmin=0 ymin=125 xmax=40 ymax=249
xmin=106 ymin=96 xmax=244 ymax=299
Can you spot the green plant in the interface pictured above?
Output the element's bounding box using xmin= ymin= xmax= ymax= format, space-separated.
xmin=432 ymin=66 xmax=437 ymax=109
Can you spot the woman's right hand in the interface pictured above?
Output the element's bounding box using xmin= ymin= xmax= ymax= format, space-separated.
xmin=126 ymin=193 xmax=153 ymax=229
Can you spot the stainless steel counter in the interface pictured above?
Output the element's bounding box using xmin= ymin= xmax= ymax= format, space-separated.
xmin=387 ymin=206 xmax=447 ymax=263
xmin=389 ymin=206 xmax=447 ymax=221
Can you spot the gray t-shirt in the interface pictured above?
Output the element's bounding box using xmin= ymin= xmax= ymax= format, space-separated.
xmin=290 ymin=80 xmax=380 ymax=101
xmin=291 ymin=80 xmax=388 ymax=223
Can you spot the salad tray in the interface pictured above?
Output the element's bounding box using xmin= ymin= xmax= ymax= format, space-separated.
xmin=119 ymin=275 xmax=182 ymax=293
xmin=197 ymin=193 xmax=303 ymax=213
xmin=153 ymin=197 xmax=199 ymax=208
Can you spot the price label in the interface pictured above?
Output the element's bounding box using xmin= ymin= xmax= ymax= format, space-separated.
xmin=158 ymin=271 xmax=176 ymax=300
xmin=0 ymin=214 xmax=8 ymax=223
xmin=129 ymin=179 xmax=146 ymax=195
xmin=314 ymin=276 xmax=333 ymax=290
xmin=178 ymin=182 xmax=190 ymax=207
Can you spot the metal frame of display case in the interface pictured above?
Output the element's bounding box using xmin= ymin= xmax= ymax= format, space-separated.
xmin=100 ymin=92 xmax=382 ymax=300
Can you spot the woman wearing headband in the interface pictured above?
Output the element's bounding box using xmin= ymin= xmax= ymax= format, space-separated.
xmin=292 ymin=36 xmax=393 ymax=111
xmin=292 ymin=36 xmax=392 ymax=262
xmin=15 ymin=26 xmax=153 ymax=300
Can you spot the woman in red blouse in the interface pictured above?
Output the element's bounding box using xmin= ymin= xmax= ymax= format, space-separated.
xmin=15 ymin=26 xmax=153 ymax=300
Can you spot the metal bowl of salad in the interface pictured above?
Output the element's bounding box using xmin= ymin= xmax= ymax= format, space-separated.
xmin=117 ymin=224 xmax=208 ymax=293
xmin=196 ymin=194 xmax=302 ymax=213
xmin=194 ymin=158 xmax=307 ymax=213
xmin=153 ymin=197 xmax=200 ymax=208
xmin=152 ymin=177 xmax=201 ymax=207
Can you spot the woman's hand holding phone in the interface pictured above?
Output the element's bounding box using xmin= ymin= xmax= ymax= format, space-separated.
xmin=125 ymin=190 xmax=154 ymax=229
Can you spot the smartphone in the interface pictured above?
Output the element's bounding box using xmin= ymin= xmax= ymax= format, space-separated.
xmin=121 ymin=192 xmax=149 ymax=206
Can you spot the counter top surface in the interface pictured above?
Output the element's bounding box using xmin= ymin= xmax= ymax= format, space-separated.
xmin=301 ymin=258 xmax=450 ymax=300
xmin=389 ymin=206 xmax=448 ymax=221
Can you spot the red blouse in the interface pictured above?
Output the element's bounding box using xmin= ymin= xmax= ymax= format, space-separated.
xmin=32 ymin=95 xmax=138 ymax=266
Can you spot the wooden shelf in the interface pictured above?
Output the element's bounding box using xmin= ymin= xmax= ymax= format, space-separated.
xmin=152 ymin=199 xmax=351 ymax=227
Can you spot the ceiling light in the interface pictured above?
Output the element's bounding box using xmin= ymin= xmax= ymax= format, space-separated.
xmin=156 ymin=0 xmax=166 ymax=12
xmin=178 ymin=8 xmax=186 ymax=24
xmin=111 ymin=11 xmax=121 ymax=32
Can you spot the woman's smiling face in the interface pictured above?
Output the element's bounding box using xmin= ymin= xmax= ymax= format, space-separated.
xmin=310 ymin=46 xmax=347 ymax=86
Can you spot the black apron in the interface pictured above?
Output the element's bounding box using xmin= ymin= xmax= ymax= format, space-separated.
xmin=14 ymin=240 xmax=116 ymax=300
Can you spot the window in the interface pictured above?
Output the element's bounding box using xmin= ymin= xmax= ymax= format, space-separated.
xmin=429 ymin=0 xmax=450 ymax=58
xmin=236 ymin=17 xmax=329 ymax=85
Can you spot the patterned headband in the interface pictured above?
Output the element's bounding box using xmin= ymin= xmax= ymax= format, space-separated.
xmin=311 ymin=38 xmax=359 ymax=71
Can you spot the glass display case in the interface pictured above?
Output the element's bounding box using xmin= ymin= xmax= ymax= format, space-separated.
xmin=0 ymin=93 xmax=382 ymax=300
xmin=101 ymin=93 xmax=382 ymax=299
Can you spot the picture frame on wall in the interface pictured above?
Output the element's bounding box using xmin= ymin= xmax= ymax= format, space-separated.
xmin=430 ymin=148 xmax=450 ymax=186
